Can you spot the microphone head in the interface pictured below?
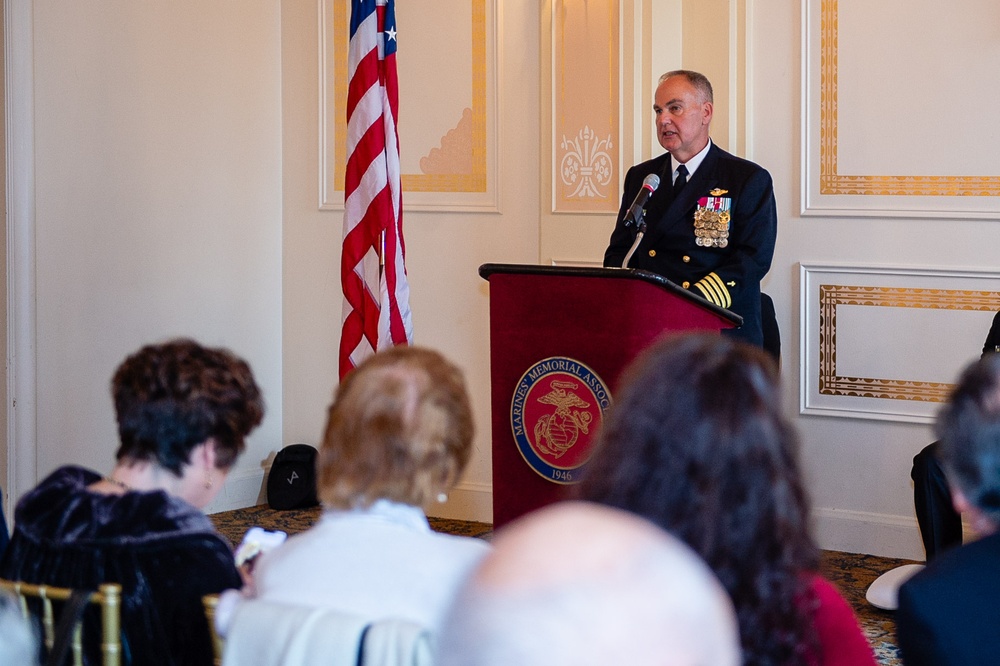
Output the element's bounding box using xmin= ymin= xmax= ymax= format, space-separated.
xmin=642 ymin=173 xmax=660 ymax=191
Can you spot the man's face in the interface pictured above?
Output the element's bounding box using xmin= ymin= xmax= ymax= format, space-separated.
xmin=653 ymin=76 xmax=713 ymax=163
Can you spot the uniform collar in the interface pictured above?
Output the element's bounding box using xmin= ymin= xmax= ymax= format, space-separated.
xmin=671 ymin=138 xmax=712 ymax=181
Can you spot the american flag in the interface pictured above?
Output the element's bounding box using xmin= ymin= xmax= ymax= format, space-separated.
xmin=340 ymin=0 xmax=412 ymax=379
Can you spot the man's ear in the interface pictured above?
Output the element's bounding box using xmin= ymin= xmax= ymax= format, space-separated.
xmin=702 ymin=101 xmax=714 ymax=126
xmin=951 ymin=486 xmax=999 ymax=536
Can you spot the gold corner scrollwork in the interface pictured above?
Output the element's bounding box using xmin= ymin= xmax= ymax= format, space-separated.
xmin=818 ymin=285 xmax=1000 ymax=402
xmin=819 ymin=0 xmax=1000 ymax=196
xmin=332 ymin=0 xmax=489 ymax=194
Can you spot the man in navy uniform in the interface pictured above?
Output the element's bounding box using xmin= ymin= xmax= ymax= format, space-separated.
xmin=605 ymin=70 xmax=777 ymax=348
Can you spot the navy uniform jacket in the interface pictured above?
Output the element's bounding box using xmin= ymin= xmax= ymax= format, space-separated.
xmin=604 ymin=143 xmax=777 ymax=347
xmin=897 ymin=531 xmax=1000 ymax=666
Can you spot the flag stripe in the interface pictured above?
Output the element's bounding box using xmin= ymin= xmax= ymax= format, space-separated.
xmin=340 ymin=0 xmax=412 ymax=379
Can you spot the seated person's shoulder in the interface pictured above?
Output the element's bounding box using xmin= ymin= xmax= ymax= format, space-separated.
xmin=903 ymin=532 xmax=1000 ymax=602
xmin=983 ymin=311 xmax=1000 ymax=356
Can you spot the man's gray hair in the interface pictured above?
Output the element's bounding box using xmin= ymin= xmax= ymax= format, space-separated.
xmin=659 ymin=69 xmax=714 ymax=103
xmin=937 ymin=353 xmax=1000 ymax=522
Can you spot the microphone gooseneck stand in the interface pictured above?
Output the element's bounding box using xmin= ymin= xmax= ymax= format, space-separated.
xmin=621 ymin=213 xmax=647 ymax=268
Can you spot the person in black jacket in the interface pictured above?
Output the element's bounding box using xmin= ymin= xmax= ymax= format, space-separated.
xmin=911 ymin=311 xmax=1000 ymax=560
xmin=604 ymin=70 xmax=777 ymax=348
xmin=0 ymin=338 xmax=264 ymax=665
xmin=897 ymin=347 xmax=1000 ymax=665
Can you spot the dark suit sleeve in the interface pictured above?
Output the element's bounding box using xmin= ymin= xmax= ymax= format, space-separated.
xmin=896 ymin=580 xmax=949 ymax=666
xmin=603 ymin=165 xmax=645 ymax=268
xmin=689 ymin=165 xmax=776 ymax=313
xmin=982 ymin=312 xmax=1000 ymax=357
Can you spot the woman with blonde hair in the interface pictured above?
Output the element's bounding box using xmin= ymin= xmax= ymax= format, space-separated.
xmin=251 ymin=346 xmax=489 ymax=629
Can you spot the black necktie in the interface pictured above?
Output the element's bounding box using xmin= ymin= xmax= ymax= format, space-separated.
xmin=672 ymin=164 xmax=688 ymax=198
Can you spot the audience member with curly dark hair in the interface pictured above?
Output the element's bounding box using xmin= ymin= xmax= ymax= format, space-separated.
xmin=578 ymin=333 xmax=876 ymax=666
xmin=0 ymin=338 xmax=264 ymax=666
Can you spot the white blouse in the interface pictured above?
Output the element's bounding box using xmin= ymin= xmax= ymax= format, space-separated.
xmin=251 ymin=500 xmax=490 ymax=631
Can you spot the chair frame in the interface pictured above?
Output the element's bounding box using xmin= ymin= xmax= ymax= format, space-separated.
xmin=0 ymin=579 xmax=122 ymax=666
xmin=202 ymin=593 xmax=224 ymax=666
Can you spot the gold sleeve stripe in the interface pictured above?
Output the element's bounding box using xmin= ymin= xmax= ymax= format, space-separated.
xmin=706 ymin=273 xmax=732 ymax=308
xmin=693 ymin=281 xmax=722 ymax=306
xmin=695 ymin=273 xmax=732 ymax=308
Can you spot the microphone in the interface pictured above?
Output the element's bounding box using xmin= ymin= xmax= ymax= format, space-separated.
xmin=623 ymin=174 xmax=660 ymax=228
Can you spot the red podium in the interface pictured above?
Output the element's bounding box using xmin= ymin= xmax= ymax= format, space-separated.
xmin=479 ymin=263 xmax=741 ymax=528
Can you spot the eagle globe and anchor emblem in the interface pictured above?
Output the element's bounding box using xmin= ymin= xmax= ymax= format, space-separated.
xmin=510 ymin=357 xmax=611 ymax=485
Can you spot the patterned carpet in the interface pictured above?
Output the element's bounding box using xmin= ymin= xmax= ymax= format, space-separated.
xmin=210 ymin=505 xmax=910 ymax=666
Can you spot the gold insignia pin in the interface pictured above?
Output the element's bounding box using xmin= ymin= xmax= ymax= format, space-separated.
xmin=709 ymin=188 xmax=728 ymax=196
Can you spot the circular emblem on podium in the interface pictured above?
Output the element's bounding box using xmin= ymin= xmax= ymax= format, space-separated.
xmin=510 ymin=357 xmax=612 ymax=485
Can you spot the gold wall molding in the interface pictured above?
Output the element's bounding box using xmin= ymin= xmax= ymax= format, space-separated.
xmin=551 ymin=0 xmax=619 ymax=213
xmin=818 ymin=285 xmax=999 ymax=402
xmin=320 ymin=0 xmax=495 ymax=211
xmin=804 ymin=0 xmax=1000 ymax=216
xmin=801 ymin=263 xmax=1000 ymax=423
xmin=818 ymin=0 xmax=1000 ymax=197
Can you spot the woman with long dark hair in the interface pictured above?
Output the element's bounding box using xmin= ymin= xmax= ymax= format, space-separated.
xmin=578 ymin=333 xmax=875 ymax=665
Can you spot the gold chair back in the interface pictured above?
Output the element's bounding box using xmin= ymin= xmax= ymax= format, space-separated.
xmin=202 ymin=593 xmax=224 ymax=666
xmin=0 ymin=578 xmax=122 ymax=666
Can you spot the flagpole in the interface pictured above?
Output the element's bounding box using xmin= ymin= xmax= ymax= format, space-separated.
xmin=379 ymin=230 xmax=386 ymax=274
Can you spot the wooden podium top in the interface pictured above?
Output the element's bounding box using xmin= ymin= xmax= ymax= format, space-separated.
xmin=479 ymin=262 xmax=742 ymax=328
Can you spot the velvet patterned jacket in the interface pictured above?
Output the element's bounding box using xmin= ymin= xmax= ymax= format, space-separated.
xmin=0 ymin=466 xmax=242 ymax=665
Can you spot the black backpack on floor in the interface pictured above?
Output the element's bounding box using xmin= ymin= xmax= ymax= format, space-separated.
xmin=266 ymin=444 xmax=320 ymax=510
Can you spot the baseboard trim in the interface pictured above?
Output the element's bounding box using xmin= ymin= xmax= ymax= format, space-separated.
xmin=205 ymin=469 xmax=496 ymax=524
xmin=208 ymin=474 xmax=963 ymax=560
xmin=427 ymin=481 xmax=493 ymax=523
xmin=812 ymin=507 xmax=942 ymax=560
xmin=206 ymin=467 xmax=268 ymax=514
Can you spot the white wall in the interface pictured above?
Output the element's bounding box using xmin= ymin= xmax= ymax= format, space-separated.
xmin=7 ymin=0 xmax=539 ymax=522
xmin=8 ymin=1 xmax=284 ymax=511
xmin=8 ymin=0 xmax=995 ymax=559
xmin=752 ymin=0 xmax=1000 ymax=558
xmin=1 ymin=0 xmax=8 ymax=510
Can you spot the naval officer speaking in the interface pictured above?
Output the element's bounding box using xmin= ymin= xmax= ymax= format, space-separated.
xmin=604 ymin=69 xmax=777 ymax=348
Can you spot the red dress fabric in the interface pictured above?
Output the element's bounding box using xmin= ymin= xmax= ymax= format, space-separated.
xmin=807 ymin=575 xmax=877 ymax=666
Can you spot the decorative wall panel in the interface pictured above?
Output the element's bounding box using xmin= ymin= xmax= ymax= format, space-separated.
xmin=321 ymin=0 xmax=497 ymax=211
xmin=551 ymin=0 xmax=620 ymax=214
xmin=802 ymin=0 xmax=1000 ymax=217
xmin=800 ymin=263 xmax=1000 ymax=422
